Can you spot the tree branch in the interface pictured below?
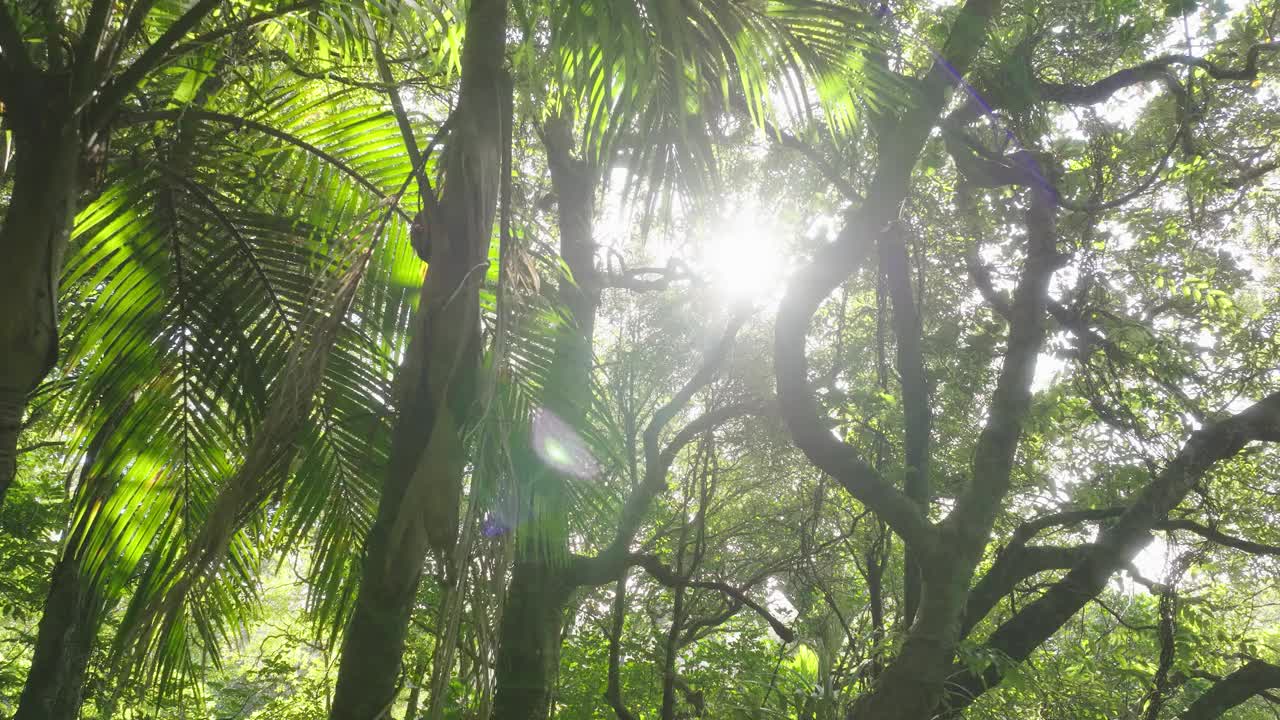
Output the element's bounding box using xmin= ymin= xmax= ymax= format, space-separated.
xmin=1180 ymin=660 xmax=1280 ymax=720
xmin=1007 ymin=507 xmax=1124 ymax=547
xmin=599 ymin=265 xmax=692 ymax=292
xmin=879 ymin=219 xmax=932 ymax=623
xmin=1006 ymin=508 xmax=1280 ymax=557
xmin=367 ymin=20 xmax=429 ymax=200
xmin=958 ymin=510 xmax=1279 ymax=639
xmin=1037 ymin=64 xmax=1186 ymax=106
xmin=90 ymin=0 xmax=222 ymax=129
xmin=995 ymin=42 xmax=1278 ymax=111
xmin=113 ymin=0 xmax=159 ymax=56
xmin=947 ymin=42 xmax=1278 ymax=137
xmin=765 ymin=121 xmax=862 ymax=202
xmin=631 ymin=554 xmax=796 ymax=643
xmin=774 ymin=227 xmax=935 ymax=551
xmin=961 ymin=544 xmax=1093 ymax=638
xmin=569 ymin=316 xmax=752 ymax=585
xmin=164 ymin=0 xmax=318 ymax=63
xmin=1161 ymin=519 xmax=1280 ymax=556
xmin=948 ymin=167 xmax=1062 ymax=553
xmin=942 ymin=391 xmax=1280 ymax=714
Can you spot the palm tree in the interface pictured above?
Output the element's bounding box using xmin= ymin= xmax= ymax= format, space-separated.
xmin=8 ymin=4 xmax=434 ymax=713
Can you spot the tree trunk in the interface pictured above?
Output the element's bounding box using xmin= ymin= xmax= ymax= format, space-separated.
xmin=491 ymin=562 xmax=571 ymax=719
xmin=14 ymin=406 xmax=122 ymax=720
xmin=404 ymin=654 xmax=428 ymax=720
xmin=13 ymin=548 xmax=104 ymax=720
xmin=847 ymin=555 xmax=971 ymax=719
xmin=490 ymin=116 xmax=599 ymax=720
xmin=1179 ymin=661 xmax=1280 ymax=720
xmin=0 ymin=92 xmax=81 ymax=506
xmin=328 ymin=1 xmax=508 ymax=718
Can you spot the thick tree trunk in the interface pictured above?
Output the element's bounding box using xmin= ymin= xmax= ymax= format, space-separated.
xmin=13 ymin=550 xmax=103 ymax=720
xmin=329 ymin=502 xmax=425 ymax=720
xmin=848 ymin=555 xmax=972 ymax=719
xmin=0 ymin=96 xmax=81 ymax=506
xmin=328 ymin=1 xmax=508 ymax=718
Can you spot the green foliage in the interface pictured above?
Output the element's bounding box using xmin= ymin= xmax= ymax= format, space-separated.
xmin=0 ymin=0 xmax=1279 ymax=718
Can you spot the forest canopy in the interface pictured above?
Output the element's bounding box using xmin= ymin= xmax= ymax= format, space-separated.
xmin=0 ymin=0 xmax=1278 ymax=719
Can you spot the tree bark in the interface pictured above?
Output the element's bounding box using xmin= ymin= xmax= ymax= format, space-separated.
xmin=0 ymin=87 xmax=81 ymax=506
xmin=13 ymin=550 xmax=104 ymax=720
xmin=605 ymin=573 xmax=637 ymax=720
xmin=328 ymin=1 xmax=508 ymax=718
xmin=13 ymin=402 xmax=123 ymax=720
xmin=489 ymin=114 xmax=599 ymax=720
xmin=491 ymin=562 xmax=572 ymax=720
xmin=1179 ymin=661 xmax=1280 ymax=720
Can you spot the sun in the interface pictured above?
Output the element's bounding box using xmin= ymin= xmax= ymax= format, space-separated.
xmin=702 ymin=206 xmax=785 ymax=303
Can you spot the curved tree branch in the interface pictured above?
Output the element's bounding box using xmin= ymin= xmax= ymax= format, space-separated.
xmin=570 ymin=315 xmax=753 ymax=585
xmin=632 ymin=554 xmax=796 ymax=643
xmin=961 ymin=544 xmax=1093 ymax=638
xmin=1179 ymin=660 xmax=1280 ymax=720
xmin=163 ymin=0 xmax=320 ymax=63
xmin=942 ymin=391 xmax=1280 ymax=714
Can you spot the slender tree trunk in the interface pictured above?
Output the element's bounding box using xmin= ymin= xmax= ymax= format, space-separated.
xmin=490 ymin=116 xmax=599 ymax=720
xmin=659 ymin=575 xmax=686 ymax=720
xmin=404 ymin=654 xmax=428 ymax=720
xmin=863 ymin=526 xmax=886 ymax=684
xmin=0 ymin=93 xmax=81 ymax=505
xmin=491 ymin=561 xmax=571 ymax=719
xmin=328 ymin=1 xmax=508 ymax=717
xmin=605 ymin=573 xmax=636 ymax=720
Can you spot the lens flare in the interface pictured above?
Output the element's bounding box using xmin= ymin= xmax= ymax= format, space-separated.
xmin=531 ymin=407 xmax=599 ymax=480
